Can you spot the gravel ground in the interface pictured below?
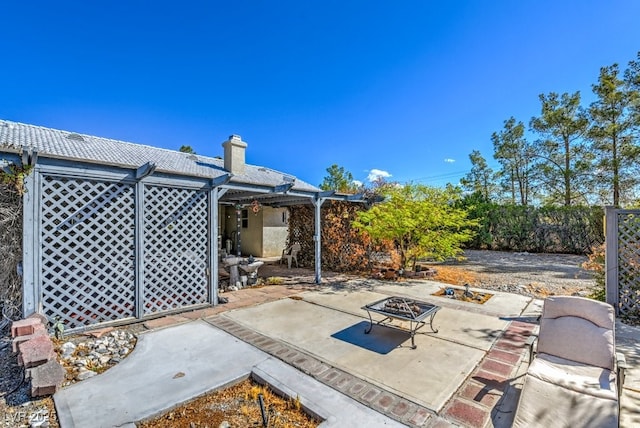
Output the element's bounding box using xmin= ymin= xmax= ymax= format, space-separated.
xmin=0 ymin=250 xmax=598 ymax=427
xmin=445 ymin=249 xmax=597 ymax=298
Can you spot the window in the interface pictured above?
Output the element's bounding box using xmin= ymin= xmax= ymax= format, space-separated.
xmin=241 ymin=209 xmax=248 ymax=228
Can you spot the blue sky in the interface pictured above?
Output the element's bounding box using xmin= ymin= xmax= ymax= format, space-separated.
xmin=2 ymin=1 xmax=639 ymax=188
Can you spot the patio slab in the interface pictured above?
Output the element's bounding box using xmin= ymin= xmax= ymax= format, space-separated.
xmin=222 ymin=294 xmax=505 ymax=412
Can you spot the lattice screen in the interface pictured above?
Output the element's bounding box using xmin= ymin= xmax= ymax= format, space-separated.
xmin=617 ymin=211 xmax=640 ymax=317
xmin=41 ymin=175 xmax=136 ymax=330
xmin=143 ymin=185 xmax=209 ymax=314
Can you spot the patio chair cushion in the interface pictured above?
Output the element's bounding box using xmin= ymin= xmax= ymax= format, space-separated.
xmin=512 ymin=373 xmax=618 ymax=428
xmin=537 ymin=296 xmax=614 ymax=370
xmin=528 ymin=352 xmax=617 ymax=400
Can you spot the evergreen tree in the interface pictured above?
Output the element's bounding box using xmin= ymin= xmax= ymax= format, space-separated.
xmin=492 ymin=117 xmax=536 ymax=205
xmin=460 ymin=150 xmax=496 ymax=202
xmin=588 ymin=64 xmax=640 ymax=206
xmin=320 ymin=164 xmax=359 ymax=193
xmin=530 ymin=92 xmax=592 ymax=206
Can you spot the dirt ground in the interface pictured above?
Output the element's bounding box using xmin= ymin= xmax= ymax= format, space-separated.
xmin=437 ymin=249 xmax=596 ymax=299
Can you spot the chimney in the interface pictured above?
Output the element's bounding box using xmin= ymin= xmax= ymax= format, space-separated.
xmin=222 ymin=134 xmax=247 ymax=175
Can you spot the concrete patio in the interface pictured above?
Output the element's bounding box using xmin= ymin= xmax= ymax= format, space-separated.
xmin=53 ymin=277 xmax=640 ymax=427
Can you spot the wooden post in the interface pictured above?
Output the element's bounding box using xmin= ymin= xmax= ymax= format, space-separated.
xmin=604 ymin=206 xmax=619 ymax=314
xmin=22 ymin=165 xmax=38 ymax=317
xmin=134 ymin=180 xmax=145 ymax=319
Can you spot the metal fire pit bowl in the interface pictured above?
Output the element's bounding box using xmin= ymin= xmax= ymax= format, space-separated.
xmin=362 ymin=296 xmax=440 ymax=349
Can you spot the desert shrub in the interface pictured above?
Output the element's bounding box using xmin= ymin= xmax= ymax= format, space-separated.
xmin=582 ymin=243 xmax=605 ymax=301
xmin=462 ymin=203 xmax=604 ymax=254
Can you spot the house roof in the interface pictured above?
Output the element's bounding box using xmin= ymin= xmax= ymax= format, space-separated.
xmin=0 ymin=119 xmax=320 ymax=195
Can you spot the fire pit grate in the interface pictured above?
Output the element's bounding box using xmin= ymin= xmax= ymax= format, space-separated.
xmin=362 ymin=296 xmax=440 ymax=349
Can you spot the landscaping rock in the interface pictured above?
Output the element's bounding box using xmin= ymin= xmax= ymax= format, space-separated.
xmin=58 ymin=329 xmax=137 ymax=385
xmin=75 ymin=367 xmax=97 ymax=381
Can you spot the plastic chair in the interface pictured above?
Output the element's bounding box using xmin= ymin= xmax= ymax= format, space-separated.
xmin=280 ymin=243 xmax=301 ymax=268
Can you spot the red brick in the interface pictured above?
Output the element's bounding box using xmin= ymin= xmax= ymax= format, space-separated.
xmin=321 ymin=370 xmax=339 ymax=382
xmin=18 ymin=335 xmax=55 ymax=368
xmin=493 ymin=339 xmax=525 ymax=352
xmin=27 ymin=312 xmax=50 ymax=326
xmin=486 ymin=348 xmax=521 ymax=365
xmin=471 ymin=369 xmax=509 ymax=391
xmin=333 ymin=374 xmax=351 ymax=390
xmin=459 ymin=382 xmax=503 ymax=407
xmin=142 ymin=315 xmax=189 ymax=330
xmin=12 ymin=324 xmax=47 ymax=352
xmin=348 ymin=382 xmax=366 ymax=395
xmin=501 ymin=329 xmax=529 ymax=344
xmin=376 ymin=394 xmax=395 ymax=411
xmin=30 ymin=359 xmax=66 ymax=397
xmin=408 ymin=408 xmax=432 ymax=426
xmin=509 ymin=320 xmax=537 ymax=332
xmin=82 ymin=326 xmax=114 ymax=338
xmin=362 ymin=388 xmax=381 ymax=403
xmin=480 ymin=358 xmax=514 ymax=377
xmin=391 ymin=401 xmax=410 ymax=417
xmin=11 ymin=318 xmax=42 ymax=338
xmin=444 ymin=399 xmax=489 ymax=427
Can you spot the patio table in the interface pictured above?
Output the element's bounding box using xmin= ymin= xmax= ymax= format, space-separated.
xmin=362 ymin=296 xmax=440 ymax=349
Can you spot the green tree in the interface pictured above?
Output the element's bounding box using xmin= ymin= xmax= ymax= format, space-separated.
xmin=530 ymin=92 xmax=592 ymax=206
xmin=492 ymin=117 xmax=536 ymax=205
xmin=588 ymin=63 xmax=640 ymax=206
xmin=320 ymin=164 xmax=359 ymax=192
xmin=179 ymin=145 xmax=196 ymax=154
xmin=352 ymin=183 xmax=477 ymax=269
xmin=460 ymin=150 xmax=496 ymax=202
xmin=624 ymin=51 xmax=640 ymax=133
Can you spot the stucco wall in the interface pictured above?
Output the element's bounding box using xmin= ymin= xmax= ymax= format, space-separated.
xmin=261 ymin=207 xmax=288 ymax=257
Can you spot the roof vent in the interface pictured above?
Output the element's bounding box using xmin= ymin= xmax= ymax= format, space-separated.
xmin=66 ymin=133 xmax=85 ymax=141
xmin=187 ymin=154 xmax=198 ymax=161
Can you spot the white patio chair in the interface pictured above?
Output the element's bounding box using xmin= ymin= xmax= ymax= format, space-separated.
xmin=280 ymin=243 xmax=301 ymax=268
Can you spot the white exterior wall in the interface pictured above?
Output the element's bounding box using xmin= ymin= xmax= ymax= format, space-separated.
xmin=261 ymin=207 xmax=288 ymax=257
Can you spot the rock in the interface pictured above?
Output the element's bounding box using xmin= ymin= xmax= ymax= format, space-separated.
xmin=60 ymin=342 xmax=76 ymax=359
xmin=76 ymin=368 xmax=97 ymax=381
xmin=218 ymin=422 xmax=230 ymax=428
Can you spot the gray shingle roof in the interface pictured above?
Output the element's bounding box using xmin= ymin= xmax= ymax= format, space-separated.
xmin=0 ymin=119 xmax=319 ymax=192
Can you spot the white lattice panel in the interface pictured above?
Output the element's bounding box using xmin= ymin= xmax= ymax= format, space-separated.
xmin=143 ymin=185 xmax=208 ymax=314
xmin=40 ymin=175 xmax=136 ymax=329
xmin=617 ymin=212 xmax=640 ymax=317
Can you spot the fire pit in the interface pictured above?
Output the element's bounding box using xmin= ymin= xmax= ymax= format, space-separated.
xmin=362 ymin=296 xmax=440 ymax=349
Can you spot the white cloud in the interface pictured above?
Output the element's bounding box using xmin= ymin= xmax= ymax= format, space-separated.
xmin=367 ymin=169 xmax=392 ymax=182
xmin=444 ymin=158 xmax=456 ymax=163
xmin=352 ymin=180 xmax=363 ymax=187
